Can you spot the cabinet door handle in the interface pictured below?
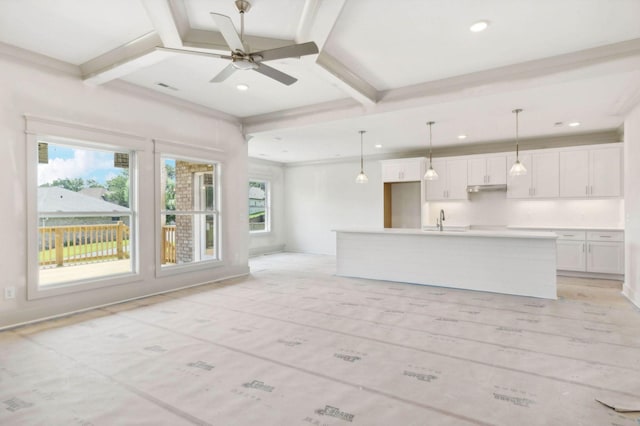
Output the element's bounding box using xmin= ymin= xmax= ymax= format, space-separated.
xmin=585 ymin=186 xmax=588 ymax=195
xmin=563 ymin=234 xmax=574 ymax=237
xmin=599 ymin=235 xmax=612 ymax=238
xmin=588 ymin=243 xmax=591 ymax=253
xmin=487 ymin=175 xmax=491 ymax=183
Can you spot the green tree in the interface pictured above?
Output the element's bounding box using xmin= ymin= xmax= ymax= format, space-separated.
xmin=104 ymin=170 xmax=129 ymax=207
xmin=86 ymin=179 xmax=105 ymax=188
xmin=42 ymin=177 xmax=86 ymax=191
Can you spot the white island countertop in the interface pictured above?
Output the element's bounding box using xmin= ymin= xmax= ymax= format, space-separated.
xmin=507 ymin=225 xmax=624 ymax=232
xmin=334 ymin=227 xmax=558 ymax=240
xmin=334 ymin=227 xmax=558 ymax=299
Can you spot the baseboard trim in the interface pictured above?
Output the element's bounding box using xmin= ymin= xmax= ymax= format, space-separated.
xmin=0 ymin=269 xmax=250 ymax=332
xmin=557 ymin=270 xmax=624 ymax=281
xmin=622 ymin=283 xmax=640 ymax=310
xmin=249 ymin=244 xmax=285 ymax=257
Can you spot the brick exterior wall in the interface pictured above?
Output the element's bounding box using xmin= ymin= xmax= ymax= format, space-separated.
xmin=175 ymin=161 xmax=213 ymax=264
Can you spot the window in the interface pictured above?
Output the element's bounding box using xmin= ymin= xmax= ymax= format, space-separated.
xmin=35 ymin=141 xmax=136 ymax=288
xmin=160 ymin=157 xmax=220 ymax=268
xmin=249 ymin=180 xmax=270 ymax=233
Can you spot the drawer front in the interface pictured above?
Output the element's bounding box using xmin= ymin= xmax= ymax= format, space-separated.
xmin=554 ymin=230 xmax=586 ymax=241
xmin=587 ymin=231 xmax=624 ymax=242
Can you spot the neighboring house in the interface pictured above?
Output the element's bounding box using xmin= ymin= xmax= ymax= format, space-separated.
xmin=38 ymin=186 xmax=129 ymax=228
xmin=249 ymin=186 xmax=265 ymax=216
xmin=79 ymin=187 xmax=110 ymax=200
xmin=249 ymin=185 xmax=266 ymax=226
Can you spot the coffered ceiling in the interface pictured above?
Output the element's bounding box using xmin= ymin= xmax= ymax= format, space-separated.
xmin=1 ymin=0 xmax=640 ymax=163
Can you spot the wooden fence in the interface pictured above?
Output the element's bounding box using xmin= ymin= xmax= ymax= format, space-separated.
xmin=39 ymin=223 xmax=178 ymax=267
xmin=161 ymin=225 xmax=176 ymax=264
xmin=39 ymin=222 xmax=130 ymax=267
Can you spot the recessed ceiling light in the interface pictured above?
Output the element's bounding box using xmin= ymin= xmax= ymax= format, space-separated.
xmin=236 ymin=83 xmax=249 ymax=91
xmin=568 ymin=121 xmax=581 ymax=127
xmin=469 ymin=20 xmax=489 ymax=32
xmin=458 ymin=134 xmax=467 ymax=140
xmin=375 ymin=144 xmax=382 ymax=149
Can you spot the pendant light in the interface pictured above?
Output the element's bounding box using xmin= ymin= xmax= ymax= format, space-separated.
xmin=355 ymin=130 xmax=368 ymax=184
xmin=509 ymin=108 xmax=527 ymax=176
xmin=424 ymin=121 xmax=439 ymax=180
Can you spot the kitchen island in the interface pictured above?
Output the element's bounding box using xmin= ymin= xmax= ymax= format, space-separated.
xmin=334 ymin=228 xmax=558 ymax=299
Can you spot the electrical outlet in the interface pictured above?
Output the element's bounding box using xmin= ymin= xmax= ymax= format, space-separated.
xmin=4 ymin=286 xmax=15 ymax=300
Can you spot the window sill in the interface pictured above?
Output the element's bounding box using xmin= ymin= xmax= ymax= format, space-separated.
xmin=28 ymin=271 xmax=142 ymax=301
xmin=156 ymin=259 xmax=225 ymax=278
xmin=250 ymin=230 xmax=271 ymax=235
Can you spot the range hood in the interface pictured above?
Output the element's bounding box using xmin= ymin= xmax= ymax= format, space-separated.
xmin=467 ymin=184 xmax=507 ymax=193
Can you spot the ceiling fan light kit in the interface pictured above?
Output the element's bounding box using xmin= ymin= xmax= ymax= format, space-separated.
xmin=165 ymin=0 xmax=318 ymax=86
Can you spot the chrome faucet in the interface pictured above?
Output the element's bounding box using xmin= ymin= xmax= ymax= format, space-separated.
xmin=437 ymin=209 xmax=445 ymax=231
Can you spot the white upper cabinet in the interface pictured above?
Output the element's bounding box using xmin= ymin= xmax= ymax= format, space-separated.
xmin=507 ymin=151 xmax=559 ymax=198
xmin=590 ymin=147 xmax=622 ymax=197
xmin=446 ymin=159 xmax=469 ymax=199
xmin=425 ymin=158 xmax=468 ymax=201
xmin=559 ymin=146 xmax=621 ymax=198
xmin=381 ymin=158 xmax=425 ymax=182
xmin=467 ymin=155 xmax=506 ymax=185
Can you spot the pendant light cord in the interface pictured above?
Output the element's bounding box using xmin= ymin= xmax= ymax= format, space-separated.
xmin=359 ymin=130 xmax=365 ymax=172
xmin=513 ymin=109 xmax=522 ymax=159
xmin=427 ymin=121 xmax=435 ymax=166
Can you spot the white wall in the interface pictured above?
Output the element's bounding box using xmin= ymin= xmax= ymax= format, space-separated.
xmin=391 ymin=182 xmax=421 ymax=228
xmin=284 ymin=159 xmax=383 ymax=255
xmin=624 ymin=103 xmax=640 ymax=308
xmin=426 ymin=193 xmax=624 ymax=228
xmin=284 ymin=156 xmax=625 ymax=255
xmin=0 ymin=51 xmax=248 ymax=328
xmin=248 ymin=159 xmax=286 ymax=256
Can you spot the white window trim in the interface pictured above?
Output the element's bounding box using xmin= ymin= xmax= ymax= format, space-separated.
xmin=25 ymin=117 xmax=145 ymax=300
xmin=154 ymin=140 xmax=226 ymax=278
xmin=249 ymin=179 xmax=271 ymax=234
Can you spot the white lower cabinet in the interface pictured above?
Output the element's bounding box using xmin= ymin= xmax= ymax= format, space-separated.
xmin=555 ymin=230 xmax=624 ymax=275
xmin=557 ymin=240 xmax=586 ymax=271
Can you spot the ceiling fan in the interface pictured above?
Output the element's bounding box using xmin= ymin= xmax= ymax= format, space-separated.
xmin=160 ymin=0 xmax=319 ymax=86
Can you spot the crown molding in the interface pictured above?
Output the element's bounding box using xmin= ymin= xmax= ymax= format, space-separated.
xmin=275 ymin=130 xmax=620 ymax=168
xmin=0 ymin=41 xmax=80 ymax=77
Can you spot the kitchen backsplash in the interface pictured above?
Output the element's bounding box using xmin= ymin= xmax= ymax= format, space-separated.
xmin=425 ymin=191 xmax=624 ymax=229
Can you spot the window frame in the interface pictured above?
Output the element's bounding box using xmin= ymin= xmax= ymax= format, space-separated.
xmin=154 ymin=139 xmax=225 ymax=277
xmin=26 ymin=116 xmax=145 ymax=300
xmin=249 ymin=179 xmax=271 ymax=234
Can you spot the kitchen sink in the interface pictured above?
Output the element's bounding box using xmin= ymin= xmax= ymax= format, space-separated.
xmin=422 ymin=225 xmax=470 ymax=232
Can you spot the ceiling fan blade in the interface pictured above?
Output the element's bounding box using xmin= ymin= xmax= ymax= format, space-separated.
xmin=254 ymin=63 xmax=297 ymax=86
xmin=211 ymin=13 xmax=244 ymax=52
xmin=251 ymin=41 xmax=319 ymax=62
xmin=210 ymin=63 xmax=238 ymax=83
xmin=156 ymin=47 xmax=232 ymax=60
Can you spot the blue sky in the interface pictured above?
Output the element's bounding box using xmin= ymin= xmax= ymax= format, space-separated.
xmin=37 ymin=143 xmax=126 ymax=186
